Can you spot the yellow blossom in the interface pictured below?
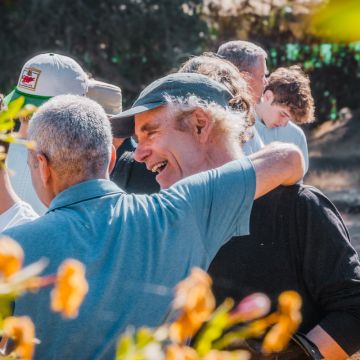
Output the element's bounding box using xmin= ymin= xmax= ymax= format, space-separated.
xmin=262 ymin=291 xmax=302 ymax=353
xmin=3 ymin=316 xmax=35 ymax=360
xmin=0 ymin=236 xmax=24 ymax=278
xmin=166 ymin=344 xmax=199 ymax=360
xmin=169 ymin=268 xmax=215 ymax=343
xmin=51 ymin=259 xmax=88 ymax=318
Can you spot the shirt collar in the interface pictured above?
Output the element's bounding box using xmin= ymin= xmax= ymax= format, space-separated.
xmin=47 ymin=179 xmax=124 ymax=213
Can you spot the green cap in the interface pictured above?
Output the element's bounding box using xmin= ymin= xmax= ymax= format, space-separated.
xmin=110 ymin=73 xmax=233 ymax=138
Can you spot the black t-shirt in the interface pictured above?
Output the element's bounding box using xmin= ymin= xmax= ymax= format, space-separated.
xmin=208 ymin=185 xmax=360 ymax=355
xmin=110 ymin=138 xmax=160 ymax=194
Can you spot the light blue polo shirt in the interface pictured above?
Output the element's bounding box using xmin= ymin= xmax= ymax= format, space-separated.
xmin=255 ymin=118 xmax=309 ymax=174
xmin=3 ymin=157 xmax=255 ymax=360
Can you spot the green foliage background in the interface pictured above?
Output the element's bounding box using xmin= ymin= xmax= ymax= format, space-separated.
xmin=0 ymin=0 xmax=359 ymax=123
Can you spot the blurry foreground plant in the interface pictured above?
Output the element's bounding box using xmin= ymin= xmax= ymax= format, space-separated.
xmin=310 ymin=0 xmax=360 ymax=42
xmin=0 ymin=236 xmax=88 ymax=359
xmin=116 ymin=268 xmax=302 ymax=360
xmin=0 ymin=96 xmax=36 ymax=165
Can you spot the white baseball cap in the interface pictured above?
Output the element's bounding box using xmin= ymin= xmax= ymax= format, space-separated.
xmin=86 ymin=79 xmax=122 ymax=116
xmin=4 ymin=53 xmax=89 ymax=107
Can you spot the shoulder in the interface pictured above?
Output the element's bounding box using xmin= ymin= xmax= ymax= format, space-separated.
xmin=295 ymin=186 xmax=346 ymax=226
xmin=253 ymin=185 xmax=337 ymax=215
xmin=0 ymin=201 xmax=39 ymax=232
xmin=280 ymin=122 xmax=305 ymax=138
xmin=3 ymin=211 xmax=56 ymax=243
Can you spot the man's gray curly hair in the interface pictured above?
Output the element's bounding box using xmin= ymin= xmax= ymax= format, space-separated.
xmin=164 ymin=94 xmax=249 ymax=146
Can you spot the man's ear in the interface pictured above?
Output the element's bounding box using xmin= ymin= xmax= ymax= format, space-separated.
xmin=263 ymin=89 xmax=274 ymax=103
xmin=191 ymin=108 xmax=213 ymax=144
xmin=37 ymin=153 xmax=51 ymax=185
xmin=109 ymin=145 xmax=117 ymax=174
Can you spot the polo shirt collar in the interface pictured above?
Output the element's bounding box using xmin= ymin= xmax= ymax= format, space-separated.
xmin=47 ymin=179 xmax=124 ymax=213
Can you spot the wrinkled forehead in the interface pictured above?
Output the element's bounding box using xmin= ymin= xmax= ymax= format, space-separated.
xmin=134 ymin=105 xmax=174 ymax=139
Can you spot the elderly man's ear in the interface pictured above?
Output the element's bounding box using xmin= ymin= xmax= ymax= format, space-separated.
xmin=109 ymin=145 xmax=117 ymax=174
xmin=37 ymin=153 xmax=51 ymax=185
xmin=191 ymin=108 xmax=213 ymax=144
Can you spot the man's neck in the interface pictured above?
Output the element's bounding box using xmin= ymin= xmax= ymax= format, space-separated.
xmin=254 ymin=103 xmax=264 ymax=123
xmin=206 ymin=141 xmax=243 ymax=170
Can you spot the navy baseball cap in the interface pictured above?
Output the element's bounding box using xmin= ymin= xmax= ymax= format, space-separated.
xmin=110 ymin=72 xmax=233 ymax=138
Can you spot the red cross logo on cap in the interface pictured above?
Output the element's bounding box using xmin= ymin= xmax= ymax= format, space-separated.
xmin=18 ymin=67 xmax=41 ymax=91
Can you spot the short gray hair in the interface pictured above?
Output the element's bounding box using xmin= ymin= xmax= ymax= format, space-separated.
xmin=217 ymin=40 xmax=267 ymax=72
xmin=28 ymin=95 xmax=113 ymax=177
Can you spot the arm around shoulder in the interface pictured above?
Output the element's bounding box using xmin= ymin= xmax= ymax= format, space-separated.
xmin=249 ymin=142 xmax=305 ymax=199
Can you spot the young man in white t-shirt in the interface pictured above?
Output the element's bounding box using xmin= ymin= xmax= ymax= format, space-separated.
xmin=255 ymin=65 xmax=315 ymax=173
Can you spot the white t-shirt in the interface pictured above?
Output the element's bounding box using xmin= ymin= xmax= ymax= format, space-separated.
xmin=0 ymin=201 xmax=39 ymax=232
xmin=6 ymin=143 xmax=47 ymax=215
xmin=255 ymin=118 xmax=309 ymax=174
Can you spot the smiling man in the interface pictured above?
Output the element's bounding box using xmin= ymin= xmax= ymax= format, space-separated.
xmin=3 ymin=73 xmax=304 ymax=359
xmin=113 ymin=72 xmax=360 ymax=359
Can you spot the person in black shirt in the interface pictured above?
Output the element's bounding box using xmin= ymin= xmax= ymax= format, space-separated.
xmin=110 ymin=137 xmax=159 ymax=194
xmin=208 ymin=184 xmax=360 ymax=358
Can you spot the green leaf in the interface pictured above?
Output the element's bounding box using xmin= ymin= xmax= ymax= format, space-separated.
xmin=0 ymin=97 xmax=25 ymax=123
xmin=194 ymin=298 xmax=233 ymax=356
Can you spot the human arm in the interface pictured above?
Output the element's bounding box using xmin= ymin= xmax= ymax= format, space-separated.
xmin=248 ymin=142 xmax=305 ymax=199
xmin=307 ymin=326 xmax=348 ymax=360
xmin=0 ymin=167 xmax=20 ymax=214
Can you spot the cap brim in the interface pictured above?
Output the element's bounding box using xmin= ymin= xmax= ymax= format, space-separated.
xmin=110 ymin=102 xmax=163 ymax=138
xmin=4 ymin=88 xmax=51 ymax=108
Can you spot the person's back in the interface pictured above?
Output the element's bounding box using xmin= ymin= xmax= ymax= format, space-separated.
xmin=8 ymin=164 xmax=254 ymax=359
xmin=208 ymin=184 xmax=360 ymax=356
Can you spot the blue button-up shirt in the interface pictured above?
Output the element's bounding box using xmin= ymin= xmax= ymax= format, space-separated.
xmin=3 ymin=157 xmax=255 ymax=360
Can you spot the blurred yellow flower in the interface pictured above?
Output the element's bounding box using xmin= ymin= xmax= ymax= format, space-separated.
xmin=3 ymin=316 xmax=35 ymax=360
xmin=166 ymin=344 xmax=199 ymax=360
xmin=0 ymin=236 xmax=24 ymax=278
xmin=51 ymin=259 xmax=88 ymax=318
xmin=262 ymin=291 xmax=302 ymax=353
xmin=169 ymin=268 xmax=215 ymax=343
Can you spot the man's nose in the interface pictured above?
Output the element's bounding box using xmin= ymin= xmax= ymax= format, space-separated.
xmin=134 ymin=143 xmax=151 ymax=163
